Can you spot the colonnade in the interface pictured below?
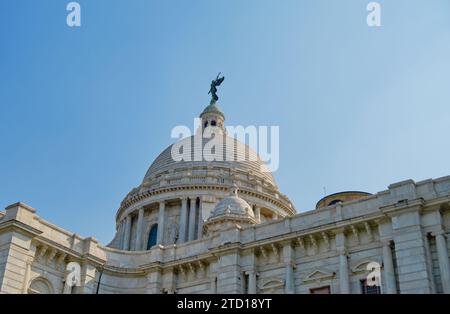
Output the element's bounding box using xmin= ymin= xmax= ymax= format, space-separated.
xmin=118 ymin=197 xmax=204 ymax=251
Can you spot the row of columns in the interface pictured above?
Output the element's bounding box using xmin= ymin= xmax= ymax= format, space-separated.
xmin=179 ymin=197 xmax=203 ymax=244
xmin=119 ymin=196 xmax=205 ymax=251
xmin=120 ymin=204 xmax=158 ymax=251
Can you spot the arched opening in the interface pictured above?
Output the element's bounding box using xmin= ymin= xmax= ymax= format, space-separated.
xmin=211 ymin=120 xmax=217 ymax=126
xmin=328 ymin=199 xmax=342 ymax=206
xmin=28 ymin=277 xmax=54 ymax=294
xmin=147 ymin=224 xmax=158 ymax=250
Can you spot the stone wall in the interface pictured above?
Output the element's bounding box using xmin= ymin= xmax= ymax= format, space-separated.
xmin=1 ymin=176 xmax=450 ymax=294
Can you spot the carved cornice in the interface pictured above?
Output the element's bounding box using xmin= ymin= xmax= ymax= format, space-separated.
xmin=116 ymin=184 xmax=295 ymax=222
xmin=0 ymin=219 xmax=42 ymax=238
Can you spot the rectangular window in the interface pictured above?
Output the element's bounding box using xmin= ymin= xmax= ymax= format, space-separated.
xmin=310 ymin=286 xmax=331 ymax=294
xmin=361 ymin=279 xmax=381 ymax=294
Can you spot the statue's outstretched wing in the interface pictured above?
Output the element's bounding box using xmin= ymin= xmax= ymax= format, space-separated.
xmin=216 ymin=76 xmax=225 ymax=85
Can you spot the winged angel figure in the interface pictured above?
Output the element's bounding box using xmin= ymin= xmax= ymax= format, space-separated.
xmin=208 ymin=73 xmax=225 ymax=104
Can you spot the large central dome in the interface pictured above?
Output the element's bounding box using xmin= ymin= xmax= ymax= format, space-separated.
xmin=115 ymin=100 xmax=295 ymax=234
xmin=143 ymin=134 xmax=277 ymax=188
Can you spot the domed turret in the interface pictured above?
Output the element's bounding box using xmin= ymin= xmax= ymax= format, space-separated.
xmin=204 ymin=185 xmax=257 ymax=235
xmin=200 ymin=102 xmax=225 ymax=132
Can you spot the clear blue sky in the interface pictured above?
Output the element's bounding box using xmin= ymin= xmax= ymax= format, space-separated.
xmin=1 ymin=0 xmax=449 ymax=244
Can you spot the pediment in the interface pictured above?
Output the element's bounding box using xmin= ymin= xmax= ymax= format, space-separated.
xmin=259 ymin=277 xmax=284 ymax=291
xmin=303 ymin=269 xmax=335 ymax=283
xmin=351 ymin=259 xmax=381 ymax=274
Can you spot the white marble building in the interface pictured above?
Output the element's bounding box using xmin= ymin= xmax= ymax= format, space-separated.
xmin=1 ymin=102 xmax=450 ymax=294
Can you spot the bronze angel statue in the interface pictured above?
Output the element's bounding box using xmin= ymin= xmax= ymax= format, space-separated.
xmin=208 ymin=73 xmax=225 ymax=104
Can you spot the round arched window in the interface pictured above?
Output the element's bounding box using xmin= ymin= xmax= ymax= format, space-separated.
xmin=28 ymin=277 xmax=53 ymax=294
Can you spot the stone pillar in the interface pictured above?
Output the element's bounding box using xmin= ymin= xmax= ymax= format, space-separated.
xmin=247 ymin=271 xmax=257 ymax=294
xmin=178 ymin=197 xmax=188 ymax=243
xmin=123 ymin=215 xmax=132 ymax=251
xmin=339 ymin=251 xmax=350 ymax=294
xmin=157 ymin=201 xmax=165 ymax=245
xmin=434 ymin=230 xmax=450 ymax=293
xmin=335 ymin=230 xmax=350 ymax=294
xmin=21 ymin=258 xmax=32 ymax=293
xmin=77 ymin=263 xmax=98 ymax=294
xmin=247 ymin=249 xmax=257 ymax=294
xmin=382 ymin=240 xmax=397 ymax=294
xmin=390 ymin=208 xmax=433 ymax=293
xmin=118 ymin=221 xmax=124 ymax=249
xmin=197 ymin=197 xmax=204 ymax=239
xmin=135 ymin=208 xmax=144 ymax=251
xmin=283 ymin=242 xmax=295 ymax=294
xmin=255 ymin=206 xmax=261 ymax=223
xmin=217 ymin=250 xmax=242 ymax=293
xmin=188 ymin=198 xmax=196 ymax=241
xmin=423 ymin=234 xmax=437 ymax=293
xmin=146 ymin=270 xmax=162 ymax=294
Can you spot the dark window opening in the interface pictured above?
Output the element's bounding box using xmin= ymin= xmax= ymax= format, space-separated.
xmin=146 ymin=224 xmax=158 ymax=250
xmin=361 ymin=279 xmax=381 ymax=294
xmin=243 ymin=272 xmax=249 ymax=294
xmin=328 ymin=199 xmax=342 ymax=206
xmin=310 ymin=286 xmax=331 ymax=294
xmin=211 ymin=120 xmax=216 ymax=126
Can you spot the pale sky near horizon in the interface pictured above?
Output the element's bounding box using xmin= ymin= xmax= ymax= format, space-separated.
xmin=1 ymin=0 xmax=449 ymax=244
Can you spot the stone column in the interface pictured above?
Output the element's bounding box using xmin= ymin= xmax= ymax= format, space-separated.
xmin=247 ymin=249 xmax=257 ymax=294
xmin=339 ymin=250 xmax=350 ymax=294
xmin=247 ymin=271 xmax=257 ymax=294
xmin=118 ymin=221 xmax=124 ymax=249
xmin=178 ymin=197 xmax=188 ymax=243
xmin=146 ymin=270 xmax=162 ymax=294
xmin=434 ymin=230 xmax=450 ymax=293
xmin=188 ymin=198 xmax=196 ymax=241
xmin=391 ymin=208 xmax=433 ymax=293
xmin=197 ymin=197 xmax=204 ymax=239
xmin=216 ymin=250 xmax=242 ymax=293
xmin=135 ymin=208 xmax=144 ymax=251
xmin=254 ymin=206 xmax=261 ymax=223
xmin=382 ymin=240 xmax=397 ymax=294
xmin=423 ymin=234 xmax=437 ymax=293
xmin=21 ymin=258 xmax=32 ymax=293
xmin=157 ymin=201 xmax=165 ymax=245
xmin=123 ymin=215 xmax=132 ymax=251
xmin=283 ymin=242 xmax=295 ymax=294
xmin=77 ymin=263 xmax=98 ymax=294
xmin=335 ymin=230 xmax=350 ymax=294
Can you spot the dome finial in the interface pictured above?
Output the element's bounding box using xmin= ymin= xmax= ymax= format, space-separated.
xmin=200 ymin=75 xmax=226 ymax=131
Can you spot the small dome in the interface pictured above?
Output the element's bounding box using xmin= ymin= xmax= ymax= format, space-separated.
xmin=315 ymin=191 xmax=372 ymax=209
xmin=210 ymin=185 xmax=254 ymax=219
xmin=200 ymin=102 xmax=225 ymax=119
